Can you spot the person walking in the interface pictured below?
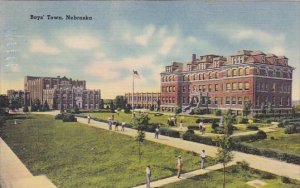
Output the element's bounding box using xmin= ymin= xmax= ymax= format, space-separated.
xmin=146 ymin=165 xmax=151 ymax=188
xmin=202 ymin=124 xmax=206 ymax=135
xmin=200 ymin=150 xmax=206 ymax=169
xmin=108 ymin=118 xmax=112 ymax=130
xmin=154 ymin=126 xmax=159 ymax=139
xmin=121 ymin=121 xmax=125 ymax=131
xmin=87 ymin=114 xmax=91 ymax=124
xmin=179 ymin=120 xmax=183 ymax=130
xmin=177 ymin=156 xmax=183 ymax=178
xmin=199 ymin=122 xmax=203 ymax=133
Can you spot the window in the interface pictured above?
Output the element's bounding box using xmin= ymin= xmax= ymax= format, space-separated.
xmin=233 ymin=69 xmax=238 ymax=76
xmin=208 ymin=84 xmax=212 ymax=92
xmin=214 ymin=97 xmax=218 ymax=104
xmin=239 ymin=68 xmax=244 ymax=76
xmin=182 ymin=86 xmax=186 ymax=92
xmin=193 ymin=85 xmax=196 ymax=91
xmin=280 ymin=97 xmax=283 ymax=106
xmin=272 ymin=83 xmax=276 ymax=91
xmin=215 ymin=84 xmax=219 ymax=91
xmin=245 ymin=83 xmax=249 ymax=90
xmin=173 ymin=86 xmax=175 ymax=92
xmin=232 ymin=83 xmax=237 ymax=91
xmin=232 ymin=97 xmax=236 ymax=105
xmin=227 ymin=69 xmax=232 ymax=77
xmin=202 ymin=85 xmax=206 ymax=92
xmin=188 ymin=86 xmax=190 ymax=92
xmin=287 ymin=97 xmax=290 ymax=106
xmin=238 ymin=82 xmax=243 ymax=90
xmin=238 ymin=97 xmax=243 ymax=105
xmin=226 ymin=83 xmax=231 ymax=91
xmin=245 ymin=68 xmax=250 ymax=75
xmin=256 ymin=96 xmax=260 ymax=106
xmin=199 ymin=73 xmax=202 ymax=80
xmin=183 ymin=97 xmax=186 ymax=104
xmin=209 ymin=72 xmax=213 ymax=79
xmin=198 ymin=85 xmax=201 ymax=91
xmin=225 ymin=97 xmax=230 ymax=105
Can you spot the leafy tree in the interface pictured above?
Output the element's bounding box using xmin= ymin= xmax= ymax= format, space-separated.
xmin=175 ymin=107 xmax=182 ymax=114
xmin=132 ymin=113 xmax=150 ymax=162
xmin=99 ymin=99 xmax=104 ymax=109
xmin=109 ymin=100 xmax=115 ymax=113
xmin=242 ymin=101 xmax=252 ymax=117
xmin=114 ymin=96 xmax=127 ymax=109
xmin=223 ymin=109 xmax=235 ymax=136
xmin=23 ymin=104 xmax=29 ymax=112
xmin=149 ymin=105 xmax=155 ymax=111
xmin=72 ymin=104 xmax=80 ymax=114
xmin=31 ymin=98 xmax=41 ymax=112
xmin=9 ymin=96 xmax=20 ymax=110
xmin=215 ymin=136 xmax=234 ymax=188
xmin=124 ymin=104 xmax=131 ymax=113
xmin=42 ymin=100 xmax=50 ymax=111
xmin=267 ymin=102 xmax=273 ymax=115
xmin=0 ymin=95 xmax=9 ymax=109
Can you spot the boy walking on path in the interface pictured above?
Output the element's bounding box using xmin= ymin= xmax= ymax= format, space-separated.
xmin=146 ymin=165 xmax=151 ymax=188
xmin=121 ymin=121 xmax=125 ymax=131
xmin=154 ymin=126 xmax=159 ymax=139
xmin=176 ymin=156 xmax=183 ymax=178
xmin=200 ymin=150 xmax=206 ymax=169
xmin=87 ymin=114 xmax=91 ymax=124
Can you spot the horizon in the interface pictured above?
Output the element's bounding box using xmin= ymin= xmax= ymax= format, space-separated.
xmin=1 ymin=1 xmax=299 ymax=100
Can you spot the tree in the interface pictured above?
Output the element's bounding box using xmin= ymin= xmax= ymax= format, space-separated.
xmin=9 ymin=96 xmax=20 ymax=111
xmin=175 ymin=107 xmax=182 ymax=114
xmin=242 ymin=101 xmax=252 ymax=117
xmin=114 ymin=96 xmax=127 ymax=109
xmin=267 ymin=102 xmax=273 ymax=115
xmin=23 ymin=104 xmax=29 ymax=112
xmin=132 ymin=113 xmax=150 ymax=162
xmin=31 ymin=99 xmax=41 ymax=112
xmin=42 ymin=100 xmax=50 ymax=111
xmin=223 ymin=109 xmax=235 ymax=136
xmin=124 ymin=104 xmax=131 ymax=113
xmin=99 ymin=99 xmax=104 ymax=109
xmin=109 ymin=100 xmax=115 ymax=113
xmin=0 ymin=95 xmax=9 ymax=110
xmin=215 ymin=136 xmax=234 ymax=188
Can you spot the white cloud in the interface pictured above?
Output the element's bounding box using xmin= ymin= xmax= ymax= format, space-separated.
xmin=29 ymin=39 xmax=60 ymax=55
xmin=134 ymin=25 xmax=156 ymax=46
xmin=160 ymin=36 xmax=177 ymax=55
xmin=51 ymin=67 xmax=70 ymax=74
xmin=94 ymin=52 xmax=106 ymax=59
xmin=64 ymin=35 xmax=99 ymax=50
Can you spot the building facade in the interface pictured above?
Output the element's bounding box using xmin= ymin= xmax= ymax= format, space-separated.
xmin=7 ymin=90 xmax=30 ymax=108
xmin=125 ymin=92 xmax=161 ymax=110
xmin=160 ymin=50 xmax=294 ymax=114
xmin=24 ymin=76 xmax=101 ymax=110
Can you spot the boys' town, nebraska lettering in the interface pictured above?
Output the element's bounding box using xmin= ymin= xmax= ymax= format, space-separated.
xmin=30 ymin=15 xmax=92 ymax=21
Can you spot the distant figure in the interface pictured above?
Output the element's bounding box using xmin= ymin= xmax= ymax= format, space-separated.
xmin=199 ymin=122 xmax=203 ymax=132
xmin=87 ymin=114 xmax=91 ymax=124
xmin=155 ymin=127 xmax=159 ymax=139
xmin=111 ymin=114 xmax=115 ymax=120
xmin=180 ymin=120 xmax=183 ymax=130
xmin=108 ymin=118 xmax=112 ymax=130
xmin=14 ymin=119 xmax=17 ymax=125
xmin=202 ymin=124 xmax=206 ymax=135
xmin=115 ymin=121 xmax=119 ymax=131
xmin=121 ymin=121 xmax=125 ymax=131
xmin=177 ymin=156 xmax=183 ymax=178
xmin=146 ymin=165 xmax=151 ymax=188
xmin=200 ymin=150 xmax=206 ymax=169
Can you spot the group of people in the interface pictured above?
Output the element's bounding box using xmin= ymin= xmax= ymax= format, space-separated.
xmin=146 ymin=149 xmax=206 ymax=187
xmin=107 ymin=117 xmax=126 ymax=131
xmin=199 ymin=121 xmax=206 ymax=135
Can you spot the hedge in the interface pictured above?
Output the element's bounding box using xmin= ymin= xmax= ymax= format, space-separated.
xmin=159 ymin=128 xmax=180 ymax=138
xmin=182 ymin=131 xmax=218 ymax=146
xmin=195 ymin=118 xmax=220 ymax=124
xmin=55 ymin=113 xmax=77 ymax=122
xmin=187 ymin=125 xmax=199 ymax=130
xmin=247 ymin=125 xmax=259 ymax=130
xmin=231 ymin=130 xmax=267 ymax=142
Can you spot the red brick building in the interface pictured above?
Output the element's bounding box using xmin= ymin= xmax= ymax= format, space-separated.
xmin=160 ymin=50 xmax=294 ymax=114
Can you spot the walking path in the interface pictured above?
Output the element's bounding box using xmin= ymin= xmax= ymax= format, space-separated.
xmin=133 ymin=162 xmax=236 ymax=188
xmin=0 ymin=138 xmax=56 ymax=188
xmin=74 ymin=117 xmax=300 ymax=181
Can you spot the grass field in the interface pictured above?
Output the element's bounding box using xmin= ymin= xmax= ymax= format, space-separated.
xmin=162 ymin=165 xmax=300 ymax=188
xmin=0 ymin=114 xmax=215 ymax=188
xmin=243 ymin=128 xmax=300 ymax=155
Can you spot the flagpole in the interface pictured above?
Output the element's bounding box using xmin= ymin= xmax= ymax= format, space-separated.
xmin=132 ymin=69 xmax=134 ymax=118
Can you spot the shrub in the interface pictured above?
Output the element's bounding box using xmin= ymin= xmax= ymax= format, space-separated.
xmin=159 ymin=128 xmax=180 ymax=138
xmin=186 ymin=129 xmax=195 ymax=134
xmin=23 ymin=105 xmax=29 ymax=112
xmin=256 ymin=130 xmax=267 ymax=139
xmin=284 ymin=125 xmax=297 ymax=134
xmin=236 ymin=160 xmax=250 ymax=170
xmin=270 ymin=136 xmax=275 ymax=140
xmin=261 ymin=172 xmax=275 ymax=179
xmin=281 ymin=176 xmax=290 ymax=183
xmin=236 ymin=116 xmax=248 ymax=124
xmin=247 ymin=125 xmax=259 ymax=130
xmin=211 ymin=127 xmax=224 ymax=134
xmin=168 ymin=120 xmax=175 ymax=126
xmin=215 ymin=109 xmax=222 ymax=116
xmin=175 ymin=107 xmax=182 ymax=114
xmin=55 ymin=113 xmax=64 ymax=120
xmin=211 ymin=121 xmax=219 ymax=129
xmin=62 ymin=113 xmax=77 ymax=122
xmin=196 ymin=118 xmax=219 ymax=124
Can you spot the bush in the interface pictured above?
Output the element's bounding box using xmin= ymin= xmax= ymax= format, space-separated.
xmin=247 ymin=125 xmax=259 ymax=130
xmin=236 ymin=116 xmax=248 ymax=124
xmin=284 ymin=125 xmax=298 ymax=134
xmin=215 ymin=109 xmax=222 ymax=116
xmin=256 ymin=130 xmax=267 ymax=139
xmin=62 ymin=114 xmax=77 ymax=122
xmin=211 ymin=127 xmax=224 ymax=134
xmin=211 ymin=121 xmax=219 ymax=129
xmin=186 ymin=129 xmax=195 ymax=134
xmin=159 ymin=128 xmax=180 ymax=138
xmin=281 ymin=176 xmax=290 ymax=183
xmin=23 ymin=105 xmax=29 ymax=112
xmin=261 ymin=172 xmax=275 ymax=179
xmin=182 ymin=130 xmax=217 ymax=145
xmin=196 ymin=118 xmax=219 ymax=124
xmin=55 ymin=113 xmax=64 ymax=120
xmin=175 ymin=107 xmax=182 ymax=114
xmin=236 ymin=160 xmax=249 ymax=170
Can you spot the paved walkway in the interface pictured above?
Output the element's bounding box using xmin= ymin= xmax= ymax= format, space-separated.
xmin=0 ymin=138 xmax=56 ymax=188
xmin=74 ymin=117 xmax=300 ymax=181
xmin=133 ymin=162 xmax=236 ymax=188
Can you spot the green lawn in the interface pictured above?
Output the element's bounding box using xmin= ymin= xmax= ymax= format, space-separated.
xmin=0 ymin=114 xmax=215 ymax=188
xmin=242 ymin=128 xmax=300 ymax=155
xmin=84 ymin=111 xmax=215 ymax=132
xmin=162 ymin=165 xmax=300 ymax=188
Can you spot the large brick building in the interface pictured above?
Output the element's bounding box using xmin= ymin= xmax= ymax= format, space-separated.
xmin=160 ymin=50 xmax=294 ymax=114
xmin=24 ymin=76 xmax=101 ymax=110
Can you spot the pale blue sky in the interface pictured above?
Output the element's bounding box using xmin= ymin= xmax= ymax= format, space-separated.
xmin=1 ymin=1 xmax=299 ymax=99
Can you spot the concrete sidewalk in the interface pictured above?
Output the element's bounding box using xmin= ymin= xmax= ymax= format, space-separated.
xmin=75 ymin=117 xmax=300 ymax=181
xmin=0 ymin=138 xmax=56 ymax=188
xmin=133 ymin=162 xmax=236 ymax=188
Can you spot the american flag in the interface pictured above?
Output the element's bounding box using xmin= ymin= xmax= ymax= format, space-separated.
xmin=133 ymin=70 xmax=140 ymax=79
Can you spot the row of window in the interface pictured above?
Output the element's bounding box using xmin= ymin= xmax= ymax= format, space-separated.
xmin=257 ymin=69 xmax=291 ymax=78
xmin=255 ymin=96 xmax=290 ymax=106
xmin=129 ymin=96 xmax=160 ymax=102
xmin=181 ymin=96 xmax=250 ymax=105
xmin=177 ymin=82 xmax=250 ymax=93
xmin=256 ymin=82 xmax=291 ymax=92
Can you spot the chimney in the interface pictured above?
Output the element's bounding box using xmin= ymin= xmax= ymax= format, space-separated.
xmin=192 ymin=54 xmax=196 ymax=61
